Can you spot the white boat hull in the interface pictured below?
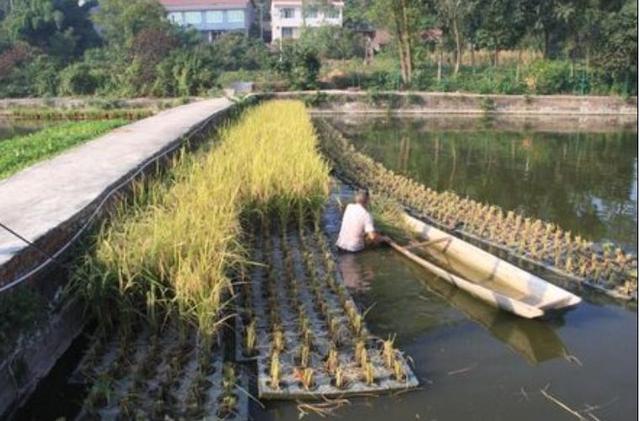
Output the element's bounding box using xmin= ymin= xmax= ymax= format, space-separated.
xmin=394 ymin=213 xmax=581 ymax=319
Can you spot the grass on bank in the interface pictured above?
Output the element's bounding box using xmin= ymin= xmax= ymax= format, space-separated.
xmin=7 ymin=107 xmax=154 ymax=121
xmin=72 ymin=100 xmax=330 ymax=344
xmin=319 ymin=54 xmax=634 ymax=96
xmin=0 ymin=120 xmax=127 ymax=179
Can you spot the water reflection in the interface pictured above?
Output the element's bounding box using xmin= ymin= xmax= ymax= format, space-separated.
xmin=326 ymin=115 xmax=638 ymax=250
xmin=0 ymin=118 xmax=47 ymax=142
xmin=338 ymin=252 xmax=375 ymax=292
xmin=341 ymin=248 xmax=570 ymax=365
xmin=416 ymin=268 xmax=569 ymax=365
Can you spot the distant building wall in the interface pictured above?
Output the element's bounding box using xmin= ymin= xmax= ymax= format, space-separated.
xmin=271 ymin=0 xmax=343 ymax=42
xmin=159 ymin=0 xmax=255 ymax=40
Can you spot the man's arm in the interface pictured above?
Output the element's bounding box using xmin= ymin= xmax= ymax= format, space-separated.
xmin=364 ymin=212 xmax=390 ymax=245
xmin=366 ymin=231 xmax=389 ymax=244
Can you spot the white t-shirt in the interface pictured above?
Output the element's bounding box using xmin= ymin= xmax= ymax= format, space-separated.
xmin=336 ymin=203 xmax=375 ymax=252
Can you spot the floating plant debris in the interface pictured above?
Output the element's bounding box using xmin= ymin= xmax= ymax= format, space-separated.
xmin=315 ymin=119 xmax=638 ymax=300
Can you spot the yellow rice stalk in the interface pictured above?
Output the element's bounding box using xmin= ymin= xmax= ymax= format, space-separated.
xmin=75 ymin=100 xmax=330 ymax=339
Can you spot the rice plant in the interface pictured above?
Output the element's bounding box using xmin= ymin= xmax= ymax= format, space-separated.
xmin=301 ymin=367 xmax=315 ymax=391
xmin=72 ymin=100 xmax=330 ymax=341
xmin=316 ymin=119 xmax=638 ymax=299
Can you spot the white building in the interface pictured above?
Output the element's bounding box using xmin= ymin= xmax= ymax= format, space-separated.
xmin=160 ymin=0 xmax=255 ymax=41
xmin=271 ymin=0 xmax=344 ymax=41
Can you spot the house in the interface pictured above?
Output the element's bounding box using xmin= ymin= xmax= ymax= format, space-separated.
xmin=271 ymin=0 xmax=344 ymax=42
xmin=159 ymin=0 xmax=255 ymax=41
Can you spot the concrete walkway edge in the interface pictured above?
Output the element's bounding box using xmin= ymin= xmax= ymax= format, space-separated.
xmin=0 ymin=97 xmax=233 ymax=288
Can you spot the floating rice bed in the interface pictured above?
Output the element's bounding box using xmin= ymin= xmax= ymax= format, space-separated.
xmin=71 ymin=324 xmax=248 ymax=420
xmin=236 ymin=214 xmax=419 ymax=399
xmin=315 ymin=119 xmax=638 ymax=301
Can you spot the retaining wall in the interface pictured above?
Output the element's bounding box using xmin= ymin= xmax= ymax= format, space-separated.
xmin=0 ymin=98 xmax=234 ymax=418
xmin=272 ymin=91 xmax=638 ymax=116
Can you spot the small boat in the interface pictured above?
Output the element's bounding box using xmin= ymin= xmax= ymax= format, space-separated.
xmin=388 ymin=213 xmax=582 ymax=319
xmin=414 ymin=268 xmax=570 ymax=364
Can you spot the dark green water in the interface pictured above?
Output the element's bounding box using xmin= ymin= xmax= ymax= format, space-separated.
xmin=256 ymin=186 xmax=637 ymax=421
xmin=325 ymin=115 xmax=638 ymax=251
xmin=0 ymin=118 xmax=48 ymax=142
xmin=255 ymin=116 xmax=637 ymax=420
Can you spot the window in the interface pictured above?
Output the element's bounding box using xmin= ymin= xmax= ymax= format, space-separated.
xmin=205 ymin=10 xmax=223 ymax=23
xmin=168 ymin=12 xmax=183 ymax=24
xmin=184 ymin=11 xmax=202 ymax=25
xmin=282 ymin=27 xmax=294 ymax=38
xmin=280 ymin=8 xmax=295 ymax=19
xmin=304 ymin=6 xmax=317 ymax=19
xmin=325 ymin=6 xmax=340 ymax=19
xmin=227 ymin=9 xmax=245 ymax=23
xmin=184 ymin=11 xmax=203 ymax=24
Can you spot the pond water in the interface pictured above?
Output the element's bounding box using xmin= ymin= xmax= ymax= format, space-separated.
xmin=255 ymin=116 xmax=637 ymax=420
xmin=323 ymin=115 xmax=638 ymax=251
xmin=0 ymin=118 xmax=48 ymax=142
xmin=256 ymin=184 xmax=638 ymax=421
xmin=9 ymin=114 xmax=637 ymax=420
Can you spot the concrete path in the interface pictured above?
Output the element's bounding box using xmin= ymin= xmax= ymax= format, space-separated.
xmin=0 ymin=98 xmax=232 ymax=285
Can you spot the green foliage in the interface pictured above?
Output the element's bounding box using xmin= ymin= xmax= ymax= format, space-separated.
xmin=0 ymin=0 xmax=635 ymax=97
xmin=27 ymin=54 xmax=60 ymax=96
xmin=1 ymin=0 xmax=99 ymax=58
xmin=209 ymin=33 xmax=270 ymax=71
xmin=272 ymin=42 xmax=321 ymax=90
xmin=299 ymin=26 xmax=365 ymax=60
xmin=303 ymin=91 xmax=330 ymax=107
xmin=473 ymin=0 xmax=527 ymax=56
xmin=92 ymin=0 xmax=169 ymax=48
xmin=523 ymin=60 xmax=573 ymax=94
xmin=592 ymin=0 xmax=637 ymax=95
xmin=128 ymin=27 xmax=180 ymax=91
xmin=217 ymin=69 xmax=279 ymax=87
xmin=323 ymin=56 xmax=634 ymax=95
xmin=152 ymin=47 xmax=218 ymax=97
xmin=59 ymin=62 xmax=101 ymax=95
xmin=0 ymin=120 xmax=127 ymax=179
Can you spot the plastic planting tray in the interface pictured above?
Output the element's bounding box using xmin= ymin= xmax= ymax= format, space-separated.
xmin=236 ymin=218 xmax=419 ymax=400
xmin=73 ymin=326 xmax=248 ymax=420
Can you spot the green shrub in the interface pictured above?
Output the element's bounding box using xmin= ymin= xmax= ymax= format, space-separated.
xmin=524 ymin=60 xmax=574 ymax=95
xmin=272 ymin=42 xmax=321 ymax=90
xmin=59 ymin=63 xmax=100 ymax=95
xmin=209 ymin=33 xmax=270 ymax=71
xmin=303 ymin=91 xmax=330 ymax=107
xmin=27 ymin=56 xmax=60 ymax=96
xmin=152 ymin=47 xmax=218 ymax=97
xmin=0 ymin=51 xmax=61 ymax=97
xmin=299 ymin=27 xmax=365 ymax=60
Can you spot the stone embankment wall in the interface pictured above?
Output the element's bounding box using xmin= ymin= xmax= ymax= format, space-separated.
xmin=272 ymin=90 xmax=638 ymax=116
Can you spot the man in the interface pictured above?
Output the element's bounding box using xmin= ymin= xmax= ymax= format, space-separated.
xmin=336 ymin=189 xmax=388 ymax=252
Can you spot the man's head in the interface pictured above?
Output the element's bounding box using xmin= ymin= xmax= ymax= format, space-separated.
xmin=354 ymin=189 xmax=370 ymax=207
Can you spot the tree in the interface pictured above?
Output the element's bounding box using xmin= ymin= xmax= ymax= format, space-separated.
xmin=272 ymin=41 xmax=321 ymax=90
xmin=1 ymin=0 xmax=99 ymax=59
xmin=298 ymin=26 xmax=365 ymax=61
xmin=92 ymin=0 xmax=169 ymax=48
xmin=592 ymin=0 xmax=637 ymax=94
xmin=474 ymin=0 xmax=527 ymax=65
xmin=129 ymin=27 xmax=179 ymax=92
xmin=369 ymin=0 xmax=426 ymax=85
xmin=435 ymin=0 xmax=476 ymax=74
xmin=209 ymin=33 xmax=270 ymax=70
